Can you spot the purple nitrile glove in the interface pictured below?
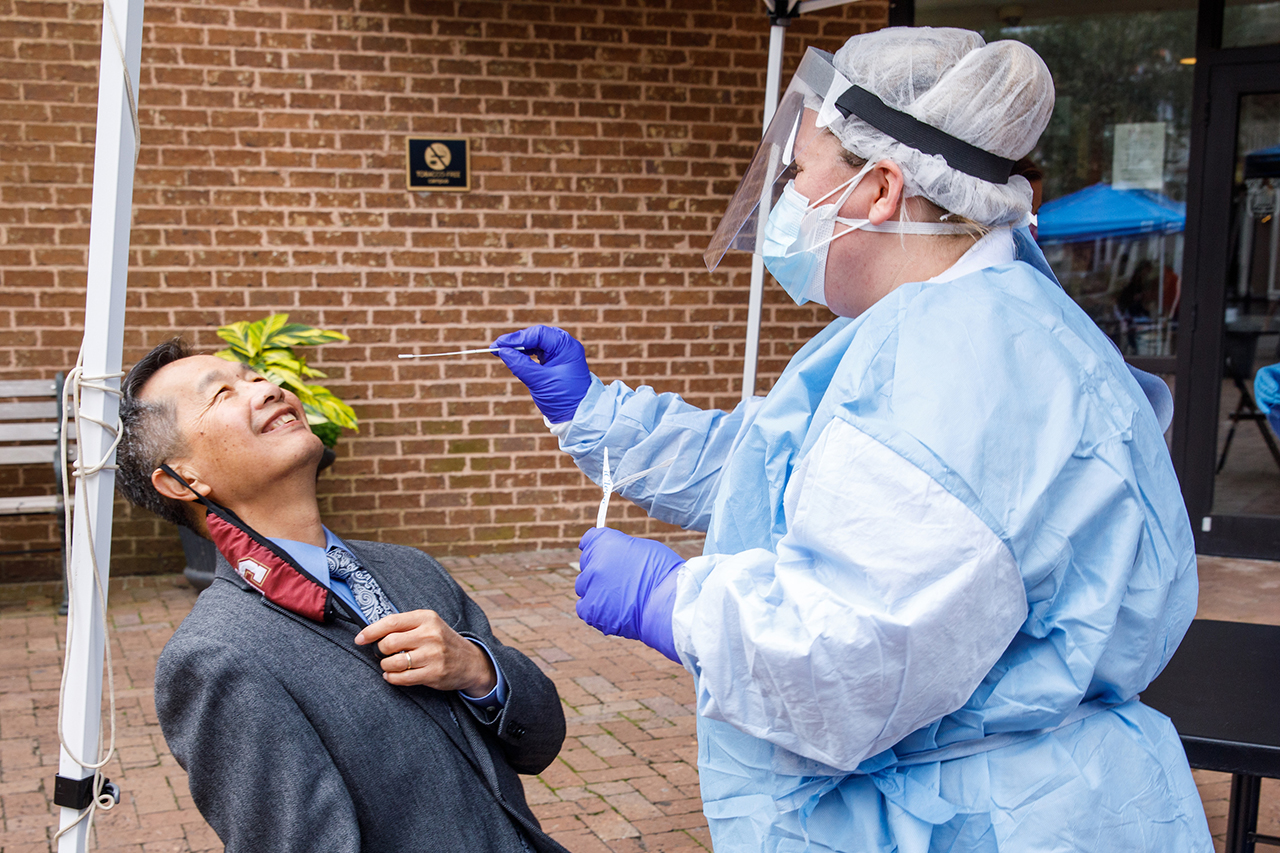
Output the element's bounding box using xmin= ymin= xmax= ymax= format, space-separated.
xmin=575 ymin=527 xmax=682 ymax=663
xmin=492 ymin=326 xmax=592 ymax=424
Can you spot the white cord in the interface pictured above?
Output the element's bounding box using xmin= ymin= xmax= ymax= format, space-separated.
xmin=102 ymin=0 xmax=140 ymax=169
xmin=53 ymin=347 xmax=125 ymax=845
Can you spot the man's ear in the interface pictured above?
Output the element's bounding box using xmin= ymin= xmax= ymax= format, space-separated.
xmin=866 ymin=161 xmax=906 ymax=227
xmin=151 ymin=465 xmax=211 ymax=503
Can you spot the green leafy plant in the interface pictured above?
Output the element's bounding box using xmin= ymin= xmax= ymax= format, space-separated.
xmin=214 ymin=314 xmax=358 ymax=448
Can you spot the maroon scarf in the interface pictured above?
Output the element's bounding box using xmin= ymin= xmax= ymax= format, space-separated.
xmin=160 ymin=464 xmax=338 ymax=623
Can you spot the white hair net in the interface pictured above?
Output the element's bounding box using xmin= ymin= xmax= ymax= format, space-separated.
xmin=821 ymin=27 xmax=1055 ymax=227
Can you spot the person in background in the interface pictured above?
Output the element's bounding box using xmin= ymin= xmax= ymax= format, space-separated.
xmin=1012 ymin=155 xmax=1043 ymax=239
xmin=1117 ymin=257 xmax=1157 ymax=353
xmin=493 ymin=26 xmax=1209 ymax=853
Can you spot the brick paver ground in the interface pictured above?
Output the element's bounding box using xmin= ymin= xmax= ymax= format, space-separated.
xmin=2 ymin=547 xmax=1277 ymax=852
xmin=0 ymin=543 xmax=709 ymax=853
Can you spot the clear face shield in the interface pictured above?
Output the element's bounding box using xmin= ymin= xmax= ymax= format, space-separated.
xmin=704 ymin=46 xmax=1020 ymax=275
xmin=703 ymin=48 xmax=851 ymax=273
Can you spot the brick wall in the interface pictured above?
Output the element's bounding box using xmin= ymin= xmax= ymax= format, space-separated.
xmin=0 ymin=0 xmax=888 ymax=582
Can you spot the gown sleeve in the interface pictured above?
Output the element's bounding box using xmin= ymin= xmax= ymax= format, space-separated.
xmin=670 ymin=412 xmax=1029 ymax=771
xmin=554 ymin=375 xmax=760 ymax=532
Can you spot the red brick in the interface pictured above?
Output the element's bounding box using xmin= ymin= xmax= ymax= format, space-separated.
xmin=0 ymin=0 xmax=885 ymax=568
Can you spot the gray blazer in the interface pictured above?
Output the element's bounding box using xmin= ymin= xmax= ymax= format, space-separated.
xmin=155 ymin=539 xmax=570 ymax=853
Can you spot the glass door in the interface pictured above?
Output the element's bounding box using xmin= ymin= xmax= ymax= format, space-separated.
xmin=1211 ymin=92 xmax=1280 ymax=518
xmin=1175 ymin=60 xmax=1280 ymax=557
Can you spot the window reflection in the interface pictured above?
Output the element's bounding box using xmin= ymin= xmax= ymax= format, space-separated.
xmin=917 ymin=0 xmax=1195 ymax=356
xmin=1213 ymin=93 xmax=1280 ymax=516
xmin=1224 ymin=0 xmax=1280 ymax=48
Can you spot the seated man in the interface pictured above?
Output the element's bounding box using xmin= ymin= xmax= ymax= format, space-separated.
xmin=115 ymin=339 xmax=568 ymax=853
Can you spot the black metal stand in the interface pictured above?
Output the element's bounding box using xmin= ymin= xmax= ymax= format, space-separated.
xmin=1216 ymin=375 xmax=1280 ymax=473
xmin=1227 ymin=773 xmax=1280 ymax=852
xmin=1227 ymin=774 xmax=1261 ymax=853
xmin=1142 ymin=621 xmax=1280 ymax=853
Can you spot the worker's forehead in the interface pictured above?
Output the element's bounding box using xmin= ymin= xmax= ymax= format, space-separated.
xmin=795 ymin=108 xmax=823 ymax=150
xmin=794 ymin=111 xmax=845 ymax=165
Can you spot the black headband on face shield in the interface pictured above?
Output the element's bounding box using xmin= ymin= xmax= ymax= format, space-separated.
xmin=833 ymin=86 xmax=1016 ymax=185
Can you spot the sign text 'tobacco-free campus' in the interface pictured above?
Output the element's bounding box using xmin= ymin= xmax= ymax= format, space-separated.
xmin=405 ymin=138 xmax=470 ymax=192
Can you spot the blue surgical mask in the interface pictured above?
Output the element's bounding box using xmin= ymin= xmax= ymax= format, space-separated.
xmin=760 ymin=161 xmax=972 ymax=306
xmin=762 ymin=183 xmax=831 ymax=305
xmin=761 ymin=162 xmax=877 ymax=306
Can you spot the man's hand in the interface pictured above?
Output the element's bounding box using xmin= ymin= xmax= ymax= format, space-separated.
xmin=355 ymin=611 xmax=497 ymax=697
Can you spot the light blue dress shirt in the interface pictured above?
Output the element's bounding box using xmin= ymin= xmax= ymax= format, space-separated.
xmin=268 ymin=527 xmax=507 ymax=711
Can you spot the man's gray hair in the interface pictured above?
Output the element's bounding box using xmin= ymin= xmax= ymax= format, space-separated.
xmin=116 ymin=338 xmax=197 ymax=531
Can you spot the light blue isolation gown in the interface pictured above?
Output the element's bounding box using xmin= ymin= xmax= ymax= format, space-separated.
xmin=553 ymin=230 xmax=1212 ymax=852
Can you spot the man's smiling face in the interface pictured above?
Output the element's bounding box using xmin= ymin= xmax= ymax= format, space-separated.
xmin=141 ymin=354 xmax=323 ymax=510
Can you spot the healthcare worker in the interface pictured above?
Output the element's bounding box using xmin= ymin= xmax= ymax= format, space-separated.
xmin=494 ymin=27 xmax=1211 ymax=853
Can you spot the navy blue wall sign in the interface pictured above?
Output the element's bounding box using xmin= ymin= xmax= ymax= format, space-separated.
xmin=405 ymin=138 xmax=470 ymax=191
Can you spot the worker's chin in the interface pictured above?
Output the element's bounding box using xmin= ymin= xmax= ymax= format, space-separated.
xmin=188 ymin=506 xmax=213 ymax=541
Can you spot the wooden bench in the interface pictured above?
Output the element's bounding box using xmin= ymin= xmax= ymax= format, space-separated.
xmin=0 ymin=376 xmax=73 ymax=604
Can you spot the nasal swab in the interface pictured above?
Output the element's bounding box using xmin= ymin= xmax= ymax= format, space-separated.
xmin=398 ymin=346 xmax=526 ymax=359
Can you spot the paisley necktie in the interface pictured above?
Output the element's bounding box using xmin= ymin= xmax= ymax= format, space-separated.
xmin=326 ymin=547 xmax=395 ymax=624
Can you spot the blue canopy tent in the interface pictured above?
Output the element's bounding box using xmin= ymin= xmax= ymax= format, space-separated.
xmin=1036 ymin=183 xmax=1186 ymax=356
xmin=1037 ymin=182 xmax=1186 ymax=244
xmin=1245 ymin=143 xmax=1280 ymax=180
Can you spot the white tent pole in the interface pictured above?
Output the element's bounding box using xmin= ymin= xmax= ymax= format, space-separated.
xmin=740 ymin=0 xmax=866 ymax=401
xmin=56 ymin=0 xmax=144 ymax=848
xmin=1239 ymin=192 xmax=1254 ymax=299
xmin=742 ymin=258 xmax=767 ymax=401
xmin=1157 ymin=234 xmax=1166 ymax=355
xmin=742 ymin=20 xmax=788 ymax=402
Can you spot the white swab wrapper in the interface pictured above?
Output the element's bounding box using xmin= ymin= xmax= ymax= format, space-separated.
xmin=594 ymin=451 xmax=675 ymax=530
xmin=596 ymin=448 xmax=613 ymax=529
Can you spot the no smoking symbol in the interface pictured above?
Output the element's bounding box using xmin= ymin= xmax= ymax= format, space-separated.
xmin=423 ymin=143 xmax=452 ymax=171
xmin=406 ymin=137 xmax=468 ymax=191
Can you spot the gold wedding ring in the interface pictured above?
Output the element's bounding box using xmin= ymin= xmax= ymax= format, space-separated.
xmin=402 ymin=649 xmax=414 ymax=670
